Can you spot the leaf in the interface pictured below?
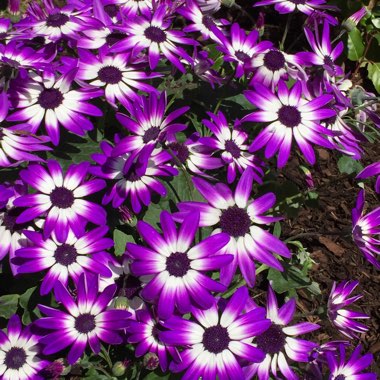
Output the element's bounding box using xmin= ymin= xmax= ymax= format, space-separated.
xmin=273 ymin=222 xmax=282 ymax=238
xmin=368 ymin=62 xmax=380 ymax=94
xmin=267 ymin=265 xmax=311 ymax=294
xmin=113 ymin=229 xmax=134 ymax=256
xmin=337 ymin=156 xmax=363 ymax=175
xmin=224 ymin=94 xmax=255 ymax=110
xmin=347 ymin=28 xmax=365 ymax=61
xmin=0 ymin=294 xmax=19 ymax=319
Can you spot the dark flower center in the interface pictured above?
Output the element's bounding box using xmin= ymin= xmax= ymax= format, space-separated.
xmin=4 ymin=347 xmax=27 ymax=369
xmin=166 ymin=252 xmax=190 ymax=277
xmin=152 ymin=323 xmax=165 ymax=342
xmin=124 ymin=168 xmax=141 ymax=182
xmin=54 ymin=244 xmax=77 ymax=266
xmin=202 ymin=325 xmax=230 ymax=354
xmin=0 ymin=63 xmax=14 ymax=81
xmin=202 ymin=15 xmax=216 ymax=29
xmin=38 ymin=88 xmax=64 ymax=109
xmin=119 ymin=274 xmax=142 ymax=299
xmin=104 ymin=4 xmax=119 ymax=18
xmin=263 ymin=50 xmax=286 ymax=71
xmin=225 ymin=140 xmax=241 ymax=158
xmin=144 ymin=26 xmax=166 ymax=43
xmin=1 ymin=208 xmax=26 ymax=233
xmin=106 ymin=32 xmax=125 ymax=46
xmin=255 ymin=324 xmax=286 ymax=354
xmin=75 ymin=313 xmax=96 ymax=334
xmin=142 ymin=127 xmax=161 ymax=144
xmin=0 ymin=32 xmax=7 ymax=40
xmin=334 ymin=376 xmax=346 ymax=380
xmin=220 ymin=205 xmax=251 ymax=237
xmin=278 ymin=105 xmax=301 ymax=128
xmin=235 ymin=51 xmax=250 ymax=62
xmin=98 ymin=66 xmax=123 ymax=84
xmin=50 ymin=187 xmax=75 ymax=209
xmin=290 ymin=0 xmax=305 ymax=4
xmin=46 ymin=13 xmax=70 ymax=27
xmin=168 ymin=142 xmax=190 ymax=164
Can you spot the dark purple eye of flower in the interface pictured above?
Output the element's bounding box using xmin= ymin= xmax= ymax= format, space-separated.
xmin=235 ymin=51 xmax=250 ymax=62
xmin=290 ymin=0 xmax=306 ymax=4
xmin=2 ymin=209 xmax=27 ymax=233
xmin=220 ymin=206 xmax=251 ymax=237
xmin=168 ymin=142 xmax=190 ymax=164
xmin=142 ymin=127 xmax=161 ymax=144
xmin=202 ymin=15 xmax=216 ymax=29
xmin=278 ymin=105 xmax=301 ymax=128
xmin=0 ymin=33 xmax=7 ymax=40
xmin=255 ymin=324 xmax=286 ymax=354
xmin=144 ymin=26 xmax=167 ymax=43
xmin=54 ymin=244 xmax=77 ymax=266
xmin=124 ymin=168 xmax=141 ymax=182
xmin=323 ymin=55 xmax=335 ymax=71
xmin=263 ymin=50 xmax=286 ymax=71
xmin=46 ymin=13 xmax=69 ymax=27
xmin=38 ymin=88 xmax=64 ymax=110
xmin=166 ymin=252 xmax=190 ymax=277
xmin=117 ymin=274 xmax=142 ymax=299
xmin=50 ymin=187 xmax=75 ymax=209
xmin=75 ymin=313 xmax=96 ymax=334
xmin=106 ymin=32 xmax=125 ymax=46
xmin=202 ymin=325 xmax=230 ymax=354
xmin=98 ymin=66 xmax=122 ymax=84
xmin=0 ymin=63 xmax=14 ymax=81
xmin=334 ymin=376 xmax=346 ymax=380
xmin=225 ymin=140 xmax=241 ymax=158
xmin=4 ymin=347 xmax=27 ymax=369
xmin=104 ymin=4 xmax=119 ymax=18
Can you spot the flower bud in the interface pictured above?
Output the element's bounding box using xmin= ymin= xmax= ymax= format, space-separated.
xmin=143 ymin=352 xmax=160 ymax=370
xmin=343 ymin=7 xmax=368 ymax=32
xmin=118 ymin=205 xmax=137 ymax=226
xmin=114 ymin=296 xmax=130 ymax=310
xmin=112 ymin=361 xmax=128 ymax=377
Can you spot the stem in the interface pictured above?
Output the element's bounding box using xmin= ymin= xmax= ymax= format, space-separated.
xmin=232 ymin=3 xmax=256 ymax=25
xmin=100 ymin=345 xmax=113 ymax=370
xmin=353 ymin=34 xmax=374 ymax=78
xmin=368 ymin=0 xmax=378 ymax=11
xmin=280 ymin=14 xmax=293 ymax=50
xmin=213 ymin=98 xmax=223 ymax=114
xmin=285 ymin=228 xmax=352 ymax=242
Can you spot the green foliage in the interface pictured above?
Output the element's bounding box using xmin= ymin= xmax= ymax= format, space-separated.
xmin=367 ymin=62 xmax=380 ymax=93
xmin=113 ymin=229 xmax=135 ymax=256
xmin=0 ymin=294 xmax=19 ymax=319
xmin=337 ymin=155 xmax=363 ymax=174
xmin=347 ymin=28 xmax=365 ymax=61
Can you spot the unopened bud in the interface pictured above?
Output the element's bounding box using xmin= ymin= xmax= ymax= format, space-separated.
xmin=118 ymin=205 xmax=137 ymax=226
xmin=143 ymin=352 xmax=160 ymax=370
xmin=114 ymin=296 xmax=129 ymax=310
xmin=343 ymin=7 xmax=368 ymax=32
xmin=40 ymin=360 xmax=65 ymax=379
xmin=112 ymin=361 xmax=128 ymax=377
xmin=221 ymin=0 xmax=235 ymax=7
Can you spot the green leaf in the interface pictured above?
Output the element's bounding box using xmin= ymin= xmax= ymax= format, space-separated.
xmin=267 ymin=266 xmax=311 ymax=294
xmin=0 ymin=294 xmax=19 ymax=319
xmin=347 ymin=28 xmax=365 ymax=61
xmin=368 ymin=62 xmax=380 ymax=94
xmin=372 ymin=18 xmax=380 ymax=29
xmin=337 ymin=156 xmax=363 ymax=174
xmin=113 ymin=229 xmax=134 ymax=256
xmin=224 ymin=94 xmax=254 ymax=110
xmin=273 ymin=222 xmax=282 ymax=238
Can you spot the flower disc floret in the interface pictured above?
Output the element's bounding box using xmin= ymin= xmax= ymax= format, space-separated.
xmin=263 ymin=50 xmax=286 ymax=71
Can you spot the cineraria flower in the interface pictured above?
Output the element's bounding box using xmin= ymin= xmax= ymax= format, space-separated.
xmin=357 ymin=162 xmax=380 ymax=194
xmin=213 ymin=23 xmax=273 ymax=77
xmin=196 ymin=0 xmax=221 ymax=14
xmin=0 ymin=125 xmax=51 ymax=167
xmin=8 ymin=69 xmax=103 ymax=145
xmin=36 ymin=274 xmax=131 ymax=365
xmin=128 ymin=308 xmax=181 ymax=371
xmin=247 ymin=48 xmax=306 ymax=88
xmin=242 ymin=80 xmax=336 ymax=167
xmin=13 ymin=160 xmax=106 ymax=243
xmin=15 ymin=226 xmax=114 ymax=295
xmin=175 ymin=168 xmax=290 ymax=287
xmin=90 ymin=141 xmax=178 ymax=212
xmin=343 ymin=7 xmax=368 ymax=32
xmin=126 ymin=210 xmax=231 ymax=319
xmin=112 ymin=92 xmax=188 ymax=156
xmin=76 ymin=48 xmax=160 ymax=108
xmin=111 ymin=5 xmax=195 ymax=72
xmin=254 ymin=0 xmax=333 ymax=16
xmin=352 ymin=190 xmax=380 ymax=269
xmin=244 ymin=284 xmax=320 ymax=380
xmin=298 ymin=20 xmax=344 ymax=78
xmin=200 ymin=111 xmax=264 ymax=183
xmin=118 ymin=0 xmax=153 ymax=18
xmin=328 ymin=280 xmax=369 ymax=339
xmin=0 ymin=314 xmax=49 ymax=380
xmin=191 ymin=49 xmax=223 ymax=88
xmin=326 ymin=344 xmax=376 ymax=380
xmin=160 ymin=287 xmax=271 ymax=379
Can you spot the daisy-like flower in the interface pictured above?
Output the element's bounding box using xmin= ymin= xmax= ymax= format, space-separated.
xmin=76 ymin=48 xmax=160 ymax=108
xmin=8 ymin=69 xmax=103 ymax=145
xmin=0 ymin=315 xmax=49 ymax=380
xmin=111 ymin=5 xmax=196 ymax=72
xmin=36 ymin=274 xmax=131 ymax=365
xmin=212 ymin=23 xmax=273 ymax=78
xmin=13 ymin=160 xmax=106 ymax=243
xmin=298 ymin=20 xmax=344 ymax=78
xmin=126 ymin=210 xmax=231 ymax=319
xmin=128 ymin=307 xmax=181 ymax=371
xmin=118 ymin=0 xmax=153 ymax=18
xmin=15 ymin=226 xmax=114 ymax=295
xmin=242 ymin=80 xmax=336 ymax=167
xmin=343 ymin=7 xmax=368 ymax=32
xmin=247 ymin=48 xmax=306 ymax=88
xmin=0 ymin=125 xmax=51 ymax=167
xmin=326 ymin=344 xmax=376 ymax=380
xmin=112 ymin=92 xmax=188 ymax=156
xmin=357 ymin=161 xmax=380 ymax=194
xmin=200 ymin=111 xmax=264 ymax=183
xmin=160 ymin=287 xmax=271 ymax=379
xmin=328 ymin=280 xmax=369 ymax=339
xmin=253 ymin=0 xmax=334 ymax=16
xmin=90 ymin=140 xmax=178 ymax=212
xmin=244 ymin=284 xmax=320 ymax=380
xmin=352 ymin=190 xmax=380 ymax=269
xmin=175 ymin=168 xmax=290 ymax=287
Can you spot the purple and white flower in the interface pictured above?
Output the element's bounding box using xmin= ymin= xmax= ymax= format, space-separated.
xmin=127 ymin=210 xmax=231 ymax=319
xmin=253 ymin=0 xmax=334 ymax=16
xmin=357 ymin=161 xmax=380 ymax=193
